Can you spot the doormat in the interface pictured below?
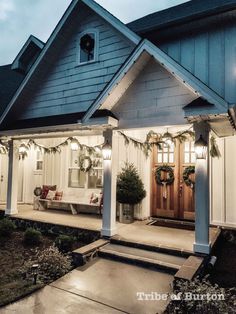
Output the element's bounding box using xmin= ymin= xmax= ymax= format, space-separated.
xmin=149 ymin=218 xmax=195 ymax=230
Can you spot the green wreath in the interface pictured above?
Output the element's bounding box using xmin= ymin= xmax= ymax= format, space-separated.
xmin=155 ymin=165 xmax=174 ymax=185
xmin=79 ymin=155 xmax=92 ymax=172
xmin=183 ymin=166 xmax=195 ymax=189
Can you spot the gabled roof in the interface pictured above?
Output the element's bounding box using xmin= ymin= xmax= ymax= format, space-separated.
xmin=0 ymin=0 xmax=140 ymax=126
xmin=82 ymin=39 xmax=229 ymax=122
xmin=0 ymin=65 xmax=25 ymax=117
xmin=11 ymin=35 xmax=44 ymax=73
xmin=127 ymin=0 xmax=236 ymax=35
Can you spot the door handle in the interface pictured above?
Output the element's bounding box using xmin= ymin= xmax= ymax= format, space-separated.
xmin=179 ymin=184 xmax=183 ymax=197
xmin=0 ymin=175 xmax=3 ymax=182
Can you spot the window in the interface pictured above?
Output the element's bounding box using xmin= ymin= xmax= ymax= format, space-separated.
xmin=36 ymin=150 xmax=43 ymax=171
xmin=78 ymin=31 xmax=98 ymax=65
xmin=157 ymin=142 xmax=175 ymax=164
xmin=68 ymin=149 xmax=103 ymax=188
xmin=184 ymin=141 xmax=196 ymax=164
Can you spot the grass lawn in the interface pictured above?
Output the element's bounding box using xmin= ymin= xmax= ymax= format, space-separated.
xmin=0 ymin=231 xmax=54 ymax=307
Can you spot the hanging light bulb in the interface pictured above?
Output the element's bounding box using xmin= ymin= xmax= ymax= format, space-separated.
xmin=194 ymin=135 xmax=207 ymax=159
xmin=70 ymin=138 xmax=79 ymax=151
xmin=102 ymin=140 xmax=112 ymax=160
xmin=19 ymin=143 xmax=28 ymax=154
xmin=162 ymin=131 xmax=173 ymax=147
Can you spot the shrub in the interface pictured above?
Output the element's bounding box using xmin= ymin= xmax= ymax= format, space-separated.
xmin=55 ymin=235 xmax=74 ymax=252
xmin=165 ymin=277 xmax=236 ymax=314
xmin=24 ymin=228 xmax=42 ymax=245
xmin=117 ymin=163 xmax=146 ymax=205
xmin=36 ymin=246 xmax=71 ymax=282
xmin=0 ymin=218 xmax=16 ymax=237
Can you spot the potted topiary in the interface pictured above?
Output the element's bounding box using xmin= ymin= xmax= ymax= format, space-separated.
xmin=117 ymin=163 xmax=146 ymax=223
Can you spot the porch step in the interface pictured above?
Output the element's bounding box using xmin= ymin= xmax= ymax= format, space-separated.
xmin=110 ymin=236 xmax=192 ymax=257
xmin=72 ymin=239 xmax=109 ymax=266
xmin=98 ymin=243 xmax=187 ymax=273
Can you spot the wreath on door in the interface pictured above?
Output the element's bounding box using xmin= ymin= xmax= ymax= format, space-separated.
xmin=79 ymin=155 xmax=92 ymax=172
xmin=183 ymin=166 xmax=195 ymax=190
xmin=155 ymin=165 xmax=174 ymax=185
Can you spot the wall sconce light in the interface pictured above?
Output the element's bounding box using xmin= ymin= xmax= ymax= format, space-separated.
xmin=19 ymin=143 xmax=28 ymax=154
xmin=70 ymin=138 xmax=79 ymax=151
xmin=194 ymin=135 xmax=207 ymax=159
xmin=102 ymin=140 xmax=112 ymax=160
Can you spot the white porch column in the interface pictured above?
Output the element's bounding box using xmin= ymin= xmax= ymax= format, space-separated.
xmin=6 ymin=139 xmax=19 ymax=215
xmin=193 ymin=122 xmax=211 ymax=254
xmin=101 ymin=129 xmax=117 ymax=237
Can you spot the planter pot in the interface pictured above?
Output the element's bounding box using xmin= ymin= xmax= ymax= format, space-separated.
xmin=119 ymin=203 xmax=134 ymax=224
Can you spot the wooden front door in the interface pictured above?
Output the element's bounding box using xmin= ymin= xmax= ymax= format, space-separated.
xmin=151 ymin=139 xmax=195 ymax=220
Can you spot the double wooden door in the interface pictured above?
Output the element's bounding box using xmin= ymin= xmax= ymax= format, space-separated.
xmin=151 ymin=140 xmax=195 ymax=221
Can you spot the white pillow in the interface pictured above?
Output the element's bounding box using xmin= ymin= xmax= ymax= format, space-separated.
xmin=46 ymin=190 xmax=56 ymax=200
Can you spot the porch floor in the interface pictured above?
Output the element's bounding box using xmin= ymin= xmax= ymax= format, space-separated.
xmin=0 ymin=204 xmax=220 ymax=254
xmin=116 ymin=221 xmax=220 ymax=254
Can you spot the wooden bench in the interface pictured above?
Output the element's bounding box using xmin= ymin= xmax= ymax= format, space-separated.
xmin=35 ymin=198 xmax=102 ymax=215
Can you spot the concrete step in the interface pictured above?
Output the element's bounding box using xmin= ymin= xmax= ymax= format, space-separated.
xmin=72 ymin=239 xmax=109 ymax=266
xmin=110 ymin=236 xmax=192 ymax=257
xmin=98 ymin=243 xmax=187 ymax=273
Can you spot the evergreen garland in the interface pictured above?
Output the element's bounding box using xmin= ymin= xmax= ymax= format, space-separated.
xmin=79 ymin=155 xmax=92 ymax=172
xmin=119 ymin=130 xmax=220 ymax=159
xmin=183 ymin=166 xmax=195 ymax=190
xmin=155 ymin=166 xmax=175 ymax=185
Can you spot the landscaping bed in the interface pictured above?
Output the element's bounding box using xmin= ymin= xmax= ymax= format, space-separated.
xmin=0 ymin=218 xmax=99 ymax=307
xmin=0 ymin=230 xmax=53 ymax=306
xmin=210 ymin=229 xmax=236 ymax=288
xmin=164 ymin=229 xmax=236 ymax=313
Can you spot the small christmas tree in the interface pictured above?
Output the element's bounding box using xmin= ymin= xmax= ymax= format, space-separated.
xmin=117 ymin=163 xmax=146 ymax=205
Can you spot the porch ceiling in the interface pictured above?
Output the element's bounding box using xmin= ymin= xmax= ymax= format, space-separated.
xmin=0 ymin=111 xmax=118 ymax=139
xmin=187 ymin=113 xmax=235 ymax=137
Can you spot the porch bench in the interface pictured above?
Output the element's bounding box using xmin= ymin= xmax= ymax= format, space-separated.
xmin=35 ymin=198 xmax=102 ymax=215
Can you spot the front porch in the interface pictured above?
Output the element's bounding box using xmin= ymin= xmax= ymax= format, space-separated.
xmin=0 ymin=121 xmax=222 ymax=255
xmin=0 ymin=204 xmax=220 ymax=254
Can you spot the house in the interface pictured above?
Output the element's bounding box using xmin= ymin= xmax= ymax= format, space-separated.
xmin=0 ymin=0 xmax=236 ymax=255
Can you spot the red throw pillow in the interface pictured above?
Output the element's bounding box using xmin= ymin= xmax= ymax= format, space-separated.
xmin=42 ymin=185 xmax=57 ymax=191
xmin=41 ymin=185 xmax=57 ymax=199
xmin=41 ymin=187 xmax=49 ymax=199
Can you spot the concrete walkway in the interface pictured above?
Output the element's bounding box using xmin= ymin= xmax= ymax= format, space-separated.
xmin=0 ymin=258 xmax=173 ymax=314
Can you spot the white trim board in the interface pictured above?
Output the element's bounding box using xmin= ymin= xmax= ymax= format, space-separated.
xmin=83 ymin=39 xmax=229 ymax=122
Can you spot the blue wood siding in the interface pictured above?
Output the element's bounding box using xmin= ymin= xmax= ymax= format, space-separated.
xmin=19 ymin=9 xmax=135 ymax=119
xmin=160 ymin=24 xmax=236 ymax=104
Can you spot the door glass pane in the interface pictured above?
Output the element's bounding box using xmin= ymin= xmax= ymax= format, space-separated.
xmin=163 ymin=153 xmax=168 ymax=163
xmin=169 ymin=153 xmax=174 ymax=163
xmin=191 ymin=141 xmax=195 ymax=152
xmin=191 ymin=153 xmax=196 ymax=163
xmin=158 ymin=153 xmax=162 ymax=163
xmin=184 ymin=152 xmax=190 ymax=163
xmin=185 ymin=141 xmax=190 ymax=152
xmin=169 ymin=142 xmax=174 ymax=152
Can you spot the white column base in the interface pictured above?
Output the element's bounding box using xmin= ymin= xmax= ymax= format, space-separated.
xmin=5 ymin=208 xmax=18 ymax=216
xmin=101 ymin=227 xmax=118 ymax=237
xmin=193 ymin=242 xmax=211 ymax=254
